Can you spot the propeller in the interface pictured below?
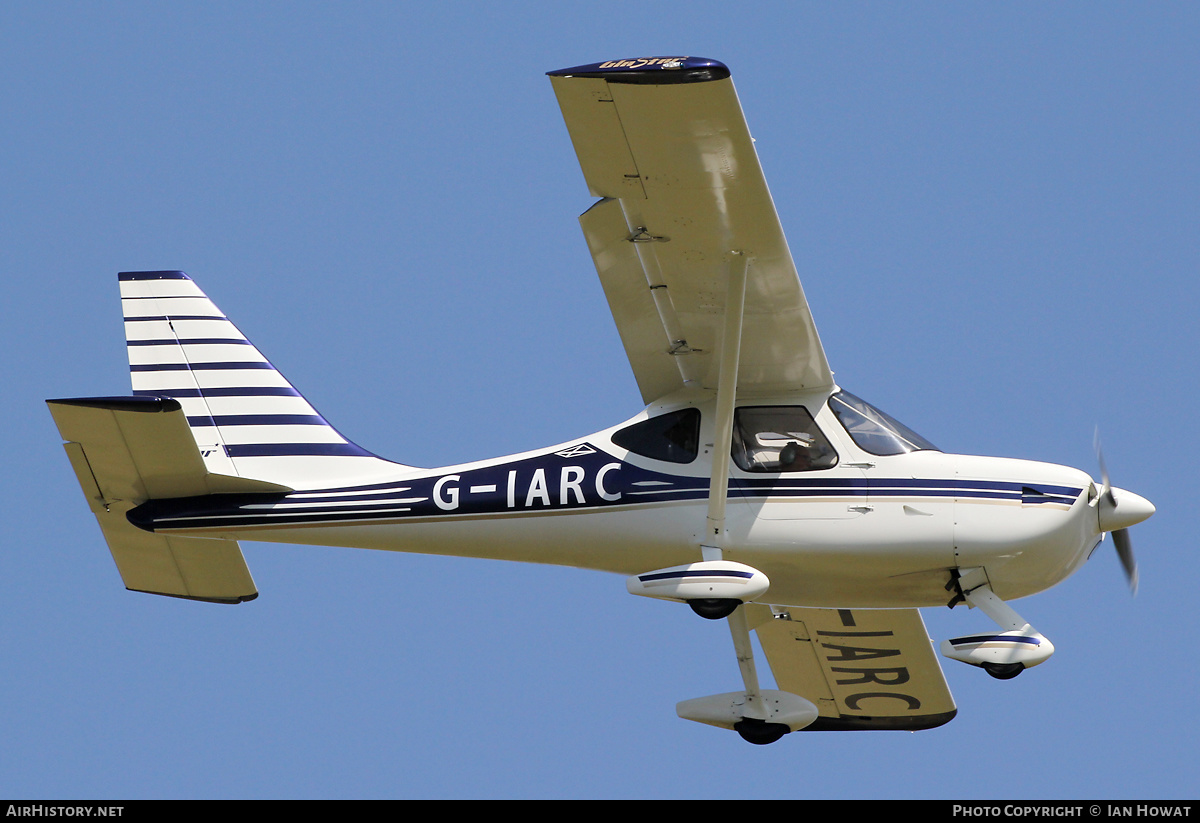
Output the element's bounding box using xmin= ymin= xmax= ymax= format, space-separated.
xmin=1093 ymin=430 xmax=1152 ymax=595
xmin=1111 ymin=528 xmax=1139 ymax=596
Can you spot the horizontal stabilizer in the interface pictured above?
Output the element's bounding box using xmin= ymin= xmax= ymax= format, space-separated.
xmin=48 ymin=396 xmax=276 ymax=603
xmin=48 ymin=396 xmax=292 ymax=501
xmin=96 ymin=514 xmax=258 ymax=603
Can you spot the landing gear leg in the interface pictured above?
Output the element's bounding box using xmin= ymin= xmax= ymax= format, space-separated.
xmin=941 ymin=568 xmax=1055 ymax=676
xmin=676 ymin=602 xmax=819 ymax=743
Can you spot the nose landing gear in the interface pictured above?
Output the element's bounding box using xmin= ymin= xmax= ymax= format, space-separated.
xmin=941 ymin=568 xmax=1055 ymax=678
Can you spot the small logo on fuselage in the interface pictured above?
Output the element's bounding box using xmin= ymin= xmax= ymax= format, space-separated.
xmin=555 ymin=444 xmax=596 ymax=459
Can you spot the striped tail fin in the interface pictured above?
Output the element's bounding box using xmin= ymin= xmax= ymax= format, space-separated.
xmin=120 ymin=270 xmax=406 ymax=488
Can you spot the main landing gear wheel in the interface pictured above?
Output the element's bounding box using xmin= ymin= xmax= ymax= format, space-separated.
xmin=983 ymin=662 xmax=1025 ymax=680
xmin=734 ymin=718 xmax=791 ymax=745
xmin=688 ymin=598 xmax=741 ymax=620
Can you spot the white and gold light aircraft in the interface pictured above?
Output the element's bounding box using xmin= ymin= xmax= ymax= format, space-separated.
xmin=48 ymin=57 xmax=1153 ymax=745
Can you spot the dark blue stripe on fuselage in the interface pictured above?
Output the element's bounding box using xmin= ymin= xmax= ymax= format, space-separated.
xmin=865 ymin=477 xmax=1080 ymax=497
xmin=130 ymin=444 xmax=1084 ymax=532
xmin=224 ymin=443 xmax=374 ymax=458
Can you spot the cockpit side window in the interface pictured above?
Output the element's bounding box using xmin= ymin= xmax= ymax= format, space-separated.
xmin=732 ymin=406 xmax=838 ymax=472
xmin=611 ymin=408 xmax=701 ymax=464
xmin=829 ymin=390 xmax=939 ymax=456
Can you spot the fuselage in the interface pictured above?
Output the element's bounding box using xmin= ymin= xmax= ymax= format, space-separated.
xmin=129 ymin=387 xmax=1104 ymax=609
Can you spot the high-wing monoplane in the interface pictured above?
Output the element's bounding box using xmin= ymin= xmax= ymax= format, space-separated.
xmin=48 ymin=57 xmax=1154 ymax=744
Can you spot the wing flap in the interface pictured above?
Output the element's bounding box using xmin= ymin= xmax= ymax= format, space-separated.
xmin=47 ymin=397 xmax=291 ymax=500
xmin=580 ymin=198 xmax=688 ymax=404
xmin=747 ymin=605 xmax=957 ymax=731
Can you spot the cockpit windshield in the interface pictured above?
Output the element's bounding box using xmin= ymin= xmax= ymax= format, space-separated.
xmin=828 ymin=390 xmax=939 ymax=456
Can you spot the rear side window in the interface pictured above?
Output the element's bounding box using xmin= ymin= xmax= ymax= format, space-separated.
xmin=732 ymin=406 xmax=838 ymax=472
xmin=611 ymin=408 xmax=701 ymax=464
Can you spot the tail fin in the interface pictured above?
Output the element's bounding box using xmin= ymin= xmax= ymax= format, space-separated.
xmin=46 ymin=271 xmax=402 ymax=602
xmin=120 ymin=271 xmax=405 ymax=488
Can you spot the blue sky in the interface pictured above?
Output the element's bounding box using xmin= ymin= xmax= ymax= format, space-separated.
xmin=3 ymin=2 xmax=1197 ymax=799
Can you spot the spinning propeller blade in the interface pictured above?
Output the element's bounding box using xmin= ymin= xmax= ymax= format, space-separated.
xmin=1094 ymin=431 xmax=1148 ymax=595
xmin=1111 ymin=528 xmax=1138 ymax=596
xmin=1094 ymin=428 xmax=1114 ymax=506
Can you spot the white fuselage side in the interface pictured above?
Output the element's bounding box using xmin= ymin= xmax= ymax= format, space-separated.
xmin=141 ymin=389 xmax=1104 ymax=609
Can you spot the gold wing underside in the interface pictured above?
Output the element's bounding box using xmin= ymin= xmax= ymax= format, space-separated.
xmin=551 ymin=70 xmax=833 ymax=404
xmin=747 ymin=605 xmax=957 ymax=731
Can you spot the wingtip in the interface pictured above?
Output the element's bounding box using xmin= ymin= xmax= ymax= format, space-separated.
xmin=548 ymin=56 xmax=730 ymax=84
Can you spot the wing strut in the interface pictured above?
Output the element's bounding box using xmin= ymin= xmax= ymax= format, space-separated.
xmin=627 ymin=252 xmax=817 ymax=743
xmin=702 ymin=251 xmax=749 ymax=561
xmin=705 ymin=261 xmax=773 ymax=731
xmin=701 ymin=254 xmax=800 ymax=741
xmin=727 ymin=603 xmax=765 ymax=713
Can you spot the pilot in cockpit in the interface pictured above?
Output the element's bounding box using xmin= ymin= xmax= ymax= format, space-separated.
xmin=748 ymin=431 xmax=815 ymax=471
